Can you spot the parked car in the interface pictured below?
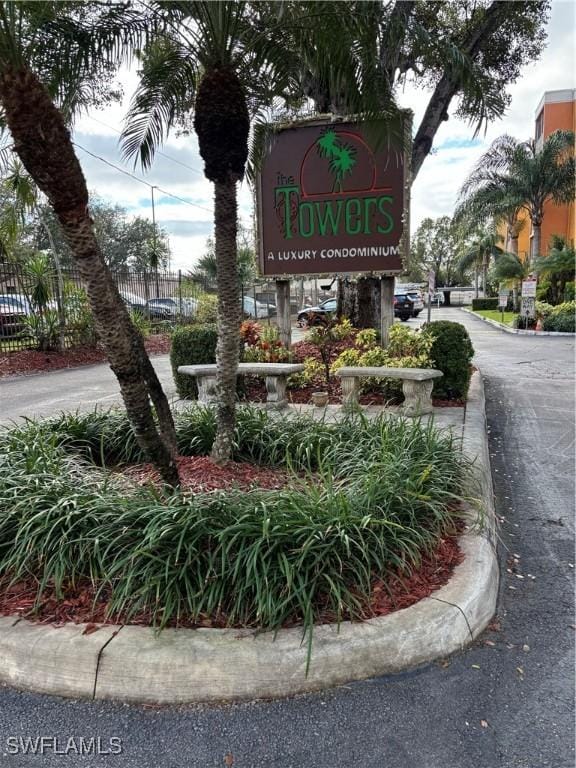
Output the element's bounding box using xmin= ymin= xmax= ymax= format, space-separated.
xmin=243 ymin=295 xmax=276 ymax=319
xmin=393 ymin=293 xmax=414 ymax=321
xmin=147 ymin=297 xmax=197 ymax=319
xmin=119 ymin=290 xmax=172 ymax=320
xmin=403 ymin=290 xmax=424 ymax=317
xmin=297 ymin=297 xmax=337 ymax=327
xmin=0 ymin=295 xmax=28 ymax=338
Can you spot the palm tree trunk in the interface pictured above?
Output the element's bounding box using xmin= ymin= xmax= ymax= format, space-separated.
xmin=531 ymin=222 xmax=542 ymax=264
xmin=482 ymin=255 xmax=488 ymax=298
xmin=211 ymin=179 xmax=240 ymax=464
xmin=0 ymin=65 xmax=179 ymax=486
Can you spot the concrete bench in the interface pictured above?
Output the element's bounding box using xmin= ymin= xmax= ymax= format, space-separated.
xmin=335 ymin=366 xmax=443 ymax=415
xmin=178 ymin=363 xmax=305 ymax=409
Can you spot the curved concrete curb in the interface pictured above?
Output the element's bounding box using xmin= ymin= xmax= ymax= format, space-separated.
xmin=461 ymin=307 xmax=575 ymax=336
xmin=0 ymin=373 xmax=498 ymax=704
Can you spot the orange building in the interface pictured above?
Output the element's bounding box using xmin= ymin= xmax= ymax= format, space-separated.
xmin=514 ymin=89 xmax=575 ymax=259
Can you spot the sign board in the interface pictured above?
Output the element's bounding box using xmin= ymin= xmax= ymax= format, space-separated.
xmin=498 ymin=290 xmax=509 ymax=309
xmin=521 ymin=278 xmax=537 ymax=298
xmin=257 ymin=119 xmax=408 ymax=277
xmin=520 ymin=296 xmax=536 ymax=318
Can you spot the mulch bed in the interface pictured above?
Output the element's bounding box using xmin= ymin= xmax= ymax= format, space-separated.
xmin=121 ymin=455 xmax=291 ymax=493
xmin=0 ymin=528 xmax=464 ymax=631
xmin=0 ymin=334 xmax=171 ymax=379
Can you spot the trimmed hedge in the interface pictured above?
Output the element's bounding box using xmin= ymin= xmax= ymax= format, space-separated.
xmin=424 ymin=321 xmax=474 ymax=400
xmin=471 ymin=298 xmax=498 ymax=311
xmin=542 ymin=301 xmax=576 ymax=333
xmin=170 ymin=324 xmax=218 ymax=399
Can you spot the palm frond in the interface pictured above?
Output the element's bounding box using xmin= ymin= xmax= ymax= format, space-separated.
xmin=121 ymin=36 xmax=197 ymax=170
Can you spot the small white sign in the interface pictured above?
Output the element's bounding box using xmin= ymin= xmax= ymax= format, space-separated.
xmin=498 ymin=291 xmax=509 ymax=308
xmin=522 ymin=278 xmax=537 ymax=298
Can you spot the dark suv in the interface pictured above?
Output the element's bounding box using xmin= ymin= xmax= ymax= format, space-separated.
xmin=393 ymin=293 xmax=414 ymax=321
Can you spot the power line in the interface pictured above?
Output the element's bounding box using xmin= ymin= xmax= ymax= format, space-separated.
xmin=73 ymin=142 xmax=212 ymax=214
xmin=84 ymin=114 xmax=204 ymax=176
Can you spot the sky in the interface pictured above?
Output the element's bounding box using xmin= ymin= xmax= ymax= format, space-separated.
xmin=72 ymin=0 xmax=576 ymax=272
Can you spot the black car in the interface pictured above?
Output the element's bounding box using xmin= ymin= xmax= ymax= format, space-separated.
xmin=297 ymin=297 xmax=337 ymax=327
xmin=393 ymin=293 xmax=414 ymax=321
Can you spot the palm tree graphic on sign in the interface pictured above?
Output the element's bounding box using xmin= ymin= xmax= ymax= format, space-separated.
xmin=316 ymin=129 xmax=357 ymax=192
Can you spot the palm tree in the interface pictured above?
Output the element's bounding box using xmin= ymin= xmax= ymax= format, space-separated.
xmin=535 ymin=237 xmax=576 ymax=304
xmin=457 ymin=131 xmax=575 ymax=264
xmin=491 ymin=251 xmax=530 ymax=311
xmin=122 ymin=3 xmax=249 ymax=463
xmin=458 ymin=228 xmax=503 ymax=298
xmin=0 ymin=2 xmax=180 ymax=485
xmin=121 ymin=1 xmax=314 ymax=463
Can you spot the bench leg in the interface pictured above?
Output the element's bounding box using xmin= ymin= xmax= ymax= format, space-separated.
xmin=340 ymin=377 xmax=360 ymax=412
xmin=197 ymin=375 xmax=218 ymax=404
xmin=265 ymin=375 xmax=288 ymax=409
xmin=402 ymin=379 xmax=434 ymax=416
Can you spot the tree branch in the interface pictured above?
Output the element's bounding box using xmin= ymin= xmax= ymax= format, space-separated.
xmin=411 ymin=0 xmax=509 ymax=181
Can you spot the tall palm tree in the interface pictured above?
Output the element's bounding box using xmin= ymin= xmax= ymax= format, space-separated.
xmin=457 ymin=131 xmax=575 ymax=264
xmin=124 ymin=3 xmax=250 ymax=462
xmin=121 ymin=1 xmax=320 ymax=463
xmin=0 ymin=1 xmax=180 ymax=485
xmin=458 ymin=227 xmax=503 ymax=297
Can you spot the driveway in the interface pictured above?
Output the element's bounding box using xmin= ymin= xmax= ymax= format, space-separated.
xmin=0 ymin=356 xmax=176 ymax=425
xmin=0 ymin=308 xmax=574 ymax=768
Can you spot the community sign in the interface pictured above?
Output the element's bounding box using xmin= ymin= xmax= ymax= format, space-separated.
xmin=257 ymin=120 xmax=407 ymax=277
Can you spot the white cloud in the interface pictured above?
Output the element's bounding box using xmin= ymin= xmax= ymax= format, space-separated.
xmin=69 ymin=3 xmax=574 ymax=268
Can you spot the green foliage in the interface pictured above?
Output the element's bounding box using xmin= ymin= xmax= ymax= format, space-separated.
xmin=21 ymin=308 xmax=60 ymax=352
xmin=128 ymin=308 xmax=151 ymax=338
xmin=30 ymin=199 xmax=171 ymax=272
xmin=355 ymin=328 xmax=378 ymax=348
xmin=423 ymin=321 xmax=474 ymax=400
xmin=472 ymin=298 xmax=498 ymax=310
xmin=541 ymin=301 xmax=576 ymax=333
xmin=332 ymin=317 xmax=355 ymax=340
xmin=0 ymin=410 xmax=473 ymax=653
xmin=409 ymin=216 xmax=463 ymax=286
xmin=535 ymin=301 xmax=554 ymax=320
xmin=170 ymin=324 xmax=218 ymax=399
xmin=287 ymin=357 xmax=325 ymax=389
xmin=194 ymin=294 xmax=218 ymax=324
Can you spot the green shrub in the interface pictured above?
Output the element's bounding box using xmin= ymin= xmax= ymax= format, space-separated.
xmin=0 ymin=410 xmax=472 ymax=660
xmin=170 ymin=324 xmax=218 ymax=399
xmin=542 ymin=301 xmax=575 ymax=333
xmin=195 ymin=294 xmax=218 ymax=324
xmin=471 ymin=298 xmax=498 ymax=311
xmin=423 ymin=321 xmax=474 ymax=400
xmin=564 ymin=281 xmax=575 ymax=302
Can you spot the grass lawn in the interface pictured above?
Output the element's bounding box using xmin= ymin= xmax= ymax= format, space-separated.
xmin=473 ymin=309 xmax=516 ymax=327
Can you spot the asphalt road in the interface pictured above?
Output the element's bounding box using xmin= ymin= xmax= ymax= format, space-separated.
xmin=0 ymin=308 xmax=574 ymax=768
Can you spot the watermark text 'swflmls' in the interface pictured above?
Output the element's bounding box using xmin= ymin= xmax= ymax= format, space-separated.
xmin=6 ymin=736 xmax=122 ymax=756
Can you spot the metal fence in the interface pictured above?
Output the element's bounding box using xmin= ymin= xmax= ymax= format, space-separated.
xmin=0 ymin=260 xmax=290 ymax=353
xmin=0 ymin=261 xmax=215 ymax=353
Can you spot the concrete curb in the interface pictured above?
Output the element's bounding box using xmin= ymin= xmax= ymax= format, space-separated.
xmin=0 ymin=373 xmax=498 ymax=704
xmin=461 ymin=307 xmax=575 ymax=336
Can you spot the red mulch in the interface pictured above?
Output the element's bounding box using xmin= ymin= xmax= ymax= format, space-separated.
xmin=122 ymin=455 xmax=291 ymax=493
xmin=0 ymin=334 xmax=171 ymax=379
xmin=0 ymin=528 xmax=463 ymax=630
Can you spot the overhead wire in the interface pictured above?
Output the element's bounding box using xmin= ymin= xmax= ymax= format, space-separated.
xmin=73 ymin=142 xmax=212 ymax=214
xmin=84 ymin=114 xmax=204 ymax=176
